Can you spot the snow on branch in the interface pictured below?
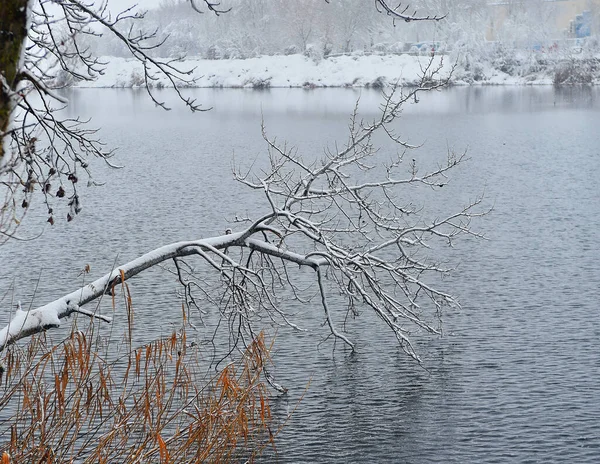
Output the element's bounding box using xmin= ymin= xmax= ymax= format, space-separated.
xmin=189 ymin=0 xmax=232 ymax=16
xmin=233 ymin=61 xmax=487 ymax=360
xmin=0 ymin=230 xmax=321 ymax=352
xmin=375 ymin=0 xmax=447 ymax=23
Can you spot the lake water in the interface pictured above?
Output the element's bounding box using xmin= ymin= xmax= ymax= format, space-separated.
xmin=1 ymin=86 xmax=600 ymax=462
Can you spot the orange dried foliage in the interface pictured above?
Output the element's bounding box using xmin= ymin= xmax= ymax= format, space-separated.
xmin=0 ymin=310 xmax=279 ymax=463
xmin=157 ymin=432 xmax=169 ymax=463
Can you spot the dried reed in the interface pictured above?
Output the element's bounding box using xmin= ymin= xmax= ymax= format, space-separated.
xmin=0 ymin=298 xmax=277 ymax=463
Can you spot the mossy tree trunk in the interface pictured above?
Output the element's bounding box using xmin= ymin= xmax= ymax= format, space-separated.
xmin=0 ymin=0 xmax=28 ymax=160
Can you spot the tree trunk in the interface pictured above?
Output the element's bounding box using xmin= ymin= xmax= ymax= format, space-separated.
xmin=0 ymin=0 xmax=28 ymax=160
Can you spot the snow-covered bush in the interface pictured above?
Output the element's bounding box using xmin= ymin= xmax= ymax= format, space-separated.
xmin=284 ymin=45 xmax=300 ymax=56
xmin=452 ymin=45 xmax=487 ymax=84
xmin=211 ymin=40 xmax=243 ymax=60
xmin=244 ymin=77 xmax=272 ymax=89
xmin=553 ymin=58 xmax=594 ymax=86
xmin=130 ymin=69 xmax=144 ymax=87
xmin=223 ymin=46 xmax=244 ymax=60
xmin=304 ymin=43 xmax=323 ymax=63
xmin=372 ymin=42 xmax=390 ymax=54
xmin=368 ymin=76 xmax=386 ymax=88
xmin=205 ymin=44 xmax=222 ymax=60
xmin=491 ymin=44 xmax=520 ymax=75
xmin=519 ymin=52 xmax=545 ymax=77
xmin=388 ymin=42 xmax=406 ymax=54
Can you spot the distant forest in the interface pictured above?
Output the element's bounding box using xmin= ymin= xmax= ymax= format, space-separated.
xmin=81 ymin=0 xmax=598 ymax=59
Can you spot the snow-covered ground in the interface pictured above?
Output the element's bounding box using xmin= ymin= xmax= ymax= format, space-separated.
xmin=74 ymin=53 xmax=597 ymax=89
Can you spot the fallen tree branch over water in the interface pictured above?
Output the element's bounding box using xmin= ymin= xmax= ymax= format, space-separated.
xmin=1 ymin=61 xmax=488 ymax=361
xmin=0 ymin=231 xmax=322 ymax=352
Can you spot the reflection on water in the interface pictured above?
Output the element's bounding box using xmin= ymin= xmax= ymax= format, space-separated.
xmin=59 ymin=84 xmax=600 ymax=118
xmin=2 ymin=86 xmax=600 ymax=463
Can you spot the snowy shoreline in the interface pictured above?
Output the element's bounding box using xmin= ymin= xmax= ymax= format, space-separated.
xmin=71 ymin=53 xmax=598 ymax=89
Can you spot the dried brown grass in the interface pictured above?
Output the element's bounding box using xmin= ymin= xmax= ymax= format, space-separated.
xmin=0 ymin=304 xmax=277 ymax=463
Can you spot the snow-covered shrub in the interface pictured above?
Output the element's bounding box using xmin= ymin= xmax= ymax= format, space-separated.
xmin=388 ymin=42 xmax=406 ymax=54
xmin=245 ymin=77 xmax=272 ymax=89
xmin=372 ymin=42 xmax=390 ymax=54
xmin=519 ymin=52 xmax=545 ymax=77
xmin=248 ymin=47 xmax=262 ymax=59
xmin=205 ymin=44 xmax=222 ymax=60
xmin=52 ymin=68 xmax=76 ymax=88
xmin=450 ymin=34 xmax=494 ymax=83
xmin=553 ymin=58 xmax=594 ymax=86
xmin=368 ymin=76 xmax=386 ymax=88
xmin=471 ymin=62 xmax=486 ymax=82
xmin=452 ymin=51 xmax=487 ymax=84
xmin=304 ymin=44 xmax=323 ymax=63
xmin=491 ymin=44 xmax=520 ymax=75
xmin=217 ymin=38 xmax=251 ymax=60
xmin=284 ymin=45 xmax=300 ymax=56
xmin=130 ymin=69 xmax=144 ymax=87
xmin=224 ymin=46 xmax=244 ymax=60
xmin=166 ymin=44 xmax=190 ymax=60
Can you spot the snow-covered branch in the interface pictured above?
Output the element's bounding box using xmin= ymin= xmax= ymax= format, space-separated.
xmin=375 ymin=0 xmax=447 ymax=23
xmin=1 ymin=61 xmax=487 ymax=362
xmin=230 ymin=63 xmax=487 ymax=360
xmin=0 ymin=227 xmax=324 ymax=351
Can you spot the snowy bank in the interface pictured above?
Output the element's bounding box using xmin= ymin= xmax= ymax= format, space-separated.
xmin=70 ymin=53 xmax=599 ymax=89
xmin=76 ymin=54 xmax=452 ymax=89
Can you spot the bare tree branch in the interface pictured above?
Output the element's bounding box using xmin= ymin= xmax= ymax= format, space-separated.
xmin=374 ymin=0 xmax=447 ymax=23
xmin=1 ymin=0 xmax=221 ymax=241
xmin=189 ymin=0 xmax=231 ymax=16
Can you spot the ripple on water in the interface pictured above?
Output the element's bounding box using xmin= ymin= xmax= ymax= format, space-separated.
xmin=2 ymin=87 xmax=600 ymax=463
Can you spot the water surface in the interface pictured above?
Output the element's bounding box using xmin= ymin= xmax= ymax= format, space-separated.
xmin=1 ymin=86 xmax=600 ymax=463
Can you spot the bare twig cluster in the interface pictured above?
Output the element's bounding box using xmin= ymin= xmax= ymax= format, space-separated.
xmin=1 ymin=0 xmax=221 ymax=243
xmin=374 ymin=0 xmax=447 ymax=23
xmin=231 ymin=58 xmax=484 ymax=360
